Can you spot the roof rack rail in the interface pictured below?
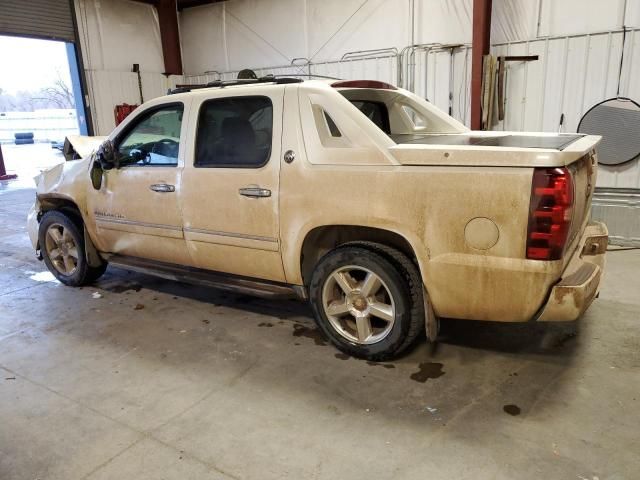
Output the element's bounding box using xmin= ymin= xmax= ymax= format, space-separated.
xmin=168 ymin=75 xmax=303 ymax=94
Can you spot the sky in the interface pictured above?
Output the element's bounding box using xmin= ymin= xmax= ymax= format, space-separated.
xmin=0 ymin=35 xmax=72 ymax=94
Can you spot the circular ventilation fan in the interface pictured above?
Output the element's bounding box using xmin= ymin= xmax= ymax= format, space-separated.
xmin=577 ymin=97 xmax=640 ymax=166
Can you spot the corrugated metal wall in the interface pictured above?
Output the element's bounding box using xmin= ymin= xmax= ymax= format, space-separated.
xmin=0 ymin=0 xmax=75 ymax=42
xmin=84 ymin=70 xmax=179 ymax=135
xmin=491 ymin=28 xmax=640 ymax=189
xmin=75 ymin=0 xmax=177 ymax=134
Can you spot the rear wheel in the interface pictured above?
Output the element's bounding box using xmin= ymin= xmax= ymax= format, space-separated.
xmin=39 ymin=210 xmax=107 ymax=286
xmin=309 ymin=246 xmax=421 ymax=360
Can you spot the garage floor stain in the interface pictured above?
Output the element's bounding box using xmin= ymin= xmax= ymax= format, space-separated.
xmin=292 ymin=323 xmax=327 ymax=346
xmin=366 ymin=361 xmax=395 ymax=369
xmin=503 ymin=404 xmax=521 ymax=416
xmin=410 ymin=362 xmax=445 ymax=382
xmin=2 ymin=186 xmax=640 ymax=480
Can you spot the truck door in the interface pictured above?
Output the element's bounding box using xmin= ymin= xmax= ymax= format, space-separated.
xmin=180 ymin=87 xmax=286 ymax=282
xmin=87 ymin=102 xmax=191 ymax=265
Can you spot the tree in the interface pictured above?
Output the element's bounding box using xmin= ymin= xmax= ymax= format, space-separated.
xmin=0 ymin=69 xmax=75 ymax=112
xmin=32 ymin=70 xmax=75 ymax=109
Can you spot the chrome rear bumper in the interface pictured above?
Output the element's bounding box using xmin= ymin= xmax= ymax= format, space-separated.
xmin=537 ymin=221 xmax=608 ymax=322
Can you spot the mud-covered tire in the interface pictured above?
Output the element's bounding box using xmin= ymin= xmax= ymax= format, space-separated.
xmin=38 ymin=210 xmax=106 ymax=286
xmin=309 ymin=245 xmax=420 ymax=361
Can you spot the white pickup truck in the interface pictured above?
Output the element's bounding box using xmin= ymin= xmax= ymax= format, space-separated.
xmin=28 ymin=77 xmax=608 ymax=360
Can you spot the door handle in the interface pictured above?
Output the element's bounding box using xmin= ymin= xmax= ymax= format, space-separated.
xmin=239 ymin=186 xmax=271 ymax=198
xmin=150 ymin=183 xmax=175 ymax=193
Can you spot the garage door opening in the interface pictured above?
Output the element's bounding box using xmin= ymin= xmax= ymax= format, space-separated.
xmin=0 ymin=35 xmax=89 ymax=184
xmin=0 ymin=35 xmax=89 ymax=141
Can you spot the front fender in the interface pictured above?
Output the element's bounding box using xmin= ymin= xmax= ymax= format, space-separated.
xmin=29 ymin=156 xmax=92 ymax=252
xmin=27 ymin=200 xmax=40 ymax=250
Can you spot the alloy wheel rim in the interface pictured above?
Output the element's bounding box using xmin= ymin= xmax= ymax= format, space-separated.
xmin=321 ymin=265 xmax=396 ymax=345
xmin=44 ymin=223 xmax=79 ymax=276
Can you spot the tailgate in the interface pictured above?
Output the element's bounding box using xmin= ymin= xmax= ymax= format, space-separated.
xmin=563 ymin=148 xmax=599 ymax=267
xmin=388 ymin=133 xmax=602 ymax=168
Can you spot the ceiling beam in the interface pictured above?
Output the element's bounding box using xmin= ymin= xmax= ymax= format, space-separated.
xmin=131 ymin=0 xmax=183 ymax=75
xmin=157 ymin=0 xmax=183 ymax=75
xmin=470 ymin=0 xmax=492 ymax=130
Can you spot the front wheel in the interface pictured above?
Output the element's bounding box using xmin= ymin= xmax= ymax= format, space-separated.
xmin=309 ymin=246 xmax=421 ymax=361
xmin=38 ymin=210 xmax=107 ymax=286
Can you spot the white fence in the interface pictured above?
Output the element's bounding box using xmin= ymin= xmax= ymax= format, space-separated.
xmin=0 ymin=109 xmax=79 ymax=143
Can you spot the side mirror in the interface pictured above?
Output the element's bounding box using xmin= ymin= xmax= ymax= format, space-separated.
xmin=96 ymin=140 xmax=117 ymax=170
xmin=90 ymin=157 xmax=103 ymax=190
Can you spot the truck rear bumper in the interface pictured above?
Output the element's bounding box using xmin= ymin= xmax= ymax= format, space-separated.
xmin=537 ymin=221 xmax=608 ymax=322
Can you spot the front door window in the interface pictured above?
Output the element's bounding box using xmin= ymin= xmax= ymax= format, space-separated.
xmin=117 ymin=105 xmax=183 ymax=166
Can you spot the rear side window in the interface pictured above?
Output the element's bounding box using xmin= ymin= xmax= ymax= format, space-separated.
xmin=350 ymin=100 xmax=390 ymax=134
xmin=195 ymin=96 xmax=273 ymax=168
xmin=324 ymin=111 xmax=342 ymax=137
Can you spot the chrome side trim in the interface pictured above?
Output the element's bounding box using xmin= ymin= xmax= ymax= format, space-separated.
xmin=95 ymin=215 xmax=182 ymax=231
xmin=184 ymin=227 xmax=278 ymax=243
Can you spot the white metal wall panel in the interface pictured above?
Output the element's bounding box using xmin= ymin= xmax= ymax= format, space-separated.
xmin=413 ymin=0 xmax=471 ymax=45
xmin=407 ymin=47 xmax=470 ymax=123
xmin=592 ymin=189 xmax=640 ymax=247
xmin=0 ymin=0 xmax=75 ymax=42
xmin=313 ymin=57 xmax=397 ymax=85
xmin=85 ymin=70 xmax=177 ymax=135
xmin=306 ymin=0 xmax=409 ymax=62
xmin=75 ymin=0 xmax=640 ymax=191
xmin=180 ymin=2 xmax=228 ymax=74
xmin=491 ymin=29 xmax=640 ymax=188
xmin=490 ymin=0 xmax=537 ymax=43
xmin=75 ymin=0 xmax=164 ymax=73
xmin=538 ymin=0 xmax=628 ymax=37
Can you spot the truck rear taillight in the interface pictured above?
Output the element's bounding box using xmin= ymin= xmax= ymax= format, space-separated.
xmin=526 ymin=167 xmax=574 ymax=260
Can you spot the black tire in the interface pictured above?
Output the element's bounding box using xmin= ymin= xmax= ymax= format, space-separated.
xmin=309 ymin=246 xmax=421 ymax=361
xmin=38 ymin=210 xmax=106 ymax=286
xmin=342 ymin=241 xmax=427 ymax=351
xmin=86 ymin=262 xmax=109 ymax=283
xmin=14 ymin=132 xmax=34 ymax=140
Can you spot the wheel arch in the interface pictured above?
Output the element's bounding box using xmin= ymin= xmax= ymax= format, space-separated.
xmin=36 ymin=194 xmax=103 ymax=268
xmin=299 ymin=224 xmax=421 ymax=285
xmin=37 ymin=194 xmax=84 ymax=224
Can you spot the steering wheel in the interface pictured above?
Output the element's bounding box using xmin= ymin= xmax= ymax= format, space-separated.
xmin=151 ymin=138 xmax=179 ymax=159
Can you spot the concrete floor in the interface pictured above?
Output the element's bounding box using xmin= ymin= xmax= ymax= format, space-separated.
xmin=1 ymin=172 xmax=639 ymax=479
